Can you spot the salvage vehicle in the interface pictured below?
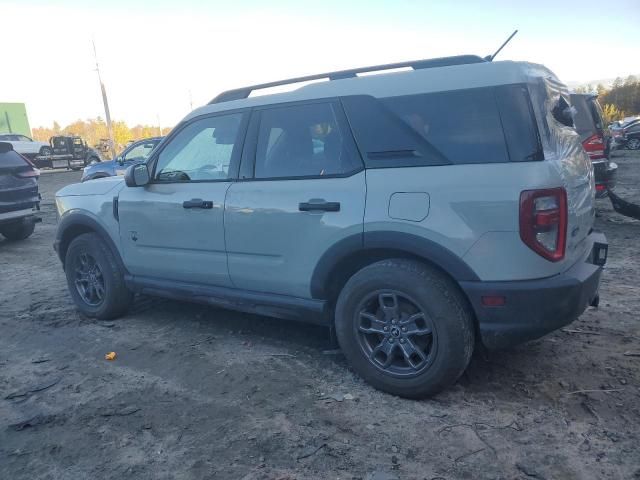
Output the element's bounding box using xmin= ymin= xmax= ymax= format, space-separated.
xmin=81 ymin=137 xmax=163 ymax=182
xmin=570 ymin=93 xmax=617 ymax=196
xmin=0 ymin=142 xmax=40 ymax=241
xmin=54 ymin=55 xmax=607 ymax=398
xmin=36 ymin=135 xmax=102 ymax=170
xmin=611 ymin=118 xmax=640 ymax=149
xmin=0 ymin=133 xmax=51 ymax=162
xmin=616 ymin=120 xmax=640 ymax=150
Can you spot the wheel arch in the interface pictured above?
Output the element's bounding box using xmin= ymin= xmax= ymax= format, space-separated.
xmin=55 ymin=211 xmax=127 ymax=273
xmin=310 ymin=231 xmax=480 ymax=305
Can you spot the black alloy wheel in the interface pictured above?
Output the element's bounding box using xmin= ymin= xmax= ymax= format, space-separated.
xmin=355 ymin=290 xmax=437 ymax=377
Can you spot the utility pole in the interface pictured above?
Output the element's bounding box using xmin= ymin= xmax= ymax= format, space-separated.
xmin=189 ymin=89 xmax=194 ymax=111
xmin=92 ymin=40 xmax=116 ymax=159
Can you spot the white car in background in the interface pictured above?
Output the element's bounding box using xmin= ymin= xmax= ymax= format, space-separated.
xmin=0 ymin=133 xmax=51 ymax=161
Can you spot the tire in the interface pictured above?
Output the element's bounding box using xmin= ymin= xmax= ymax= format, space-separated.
xmin=335 ymin=259 xmax=474 ymax=398
xmin=627 ymin=138 xmax=640 ymax=150
xmin=1 ymin=218 xmax=35 ymax=241
xmin=39 ymin=146 xmax=53 ymax=156
xmin=64 ymin=233 xmax=132 ymax=319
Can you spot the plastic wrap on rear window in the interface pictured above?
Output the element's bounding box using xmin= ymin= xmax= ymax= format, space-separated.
xmin=526 ymin=73 xmax=594 ymax=220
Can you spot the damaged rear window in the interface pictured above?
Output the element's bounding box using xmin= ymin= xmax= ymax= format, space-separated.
xmin=551 ymin=95 xmax=574 ymax=128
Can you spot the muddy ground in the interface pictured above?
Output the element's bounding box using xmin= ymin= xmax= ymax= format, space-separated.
xmin=1 ymin=151 xmax=639 ymax=480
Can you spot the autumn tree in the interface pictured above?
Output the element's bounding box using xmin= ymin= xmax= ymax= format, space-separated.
xmin=32 ymin=119 xmax=173 ymax=152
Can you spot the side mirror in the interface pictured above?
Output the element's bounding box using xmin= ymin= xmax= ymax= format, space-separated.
xmin=125 ymin=164 xmax=150 ymax=187
xmin=116 ymin=156 xmax=124 ymax=165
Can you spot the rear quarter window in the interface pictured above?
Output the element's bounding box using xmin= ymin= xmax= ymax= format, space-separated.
xmin=382 ymin=88 xmax=509 ymax=164
xmin=495 ymin=85 xmax=544 ymax=162
xmin=376 ymin=84 xmax=542 ymax=165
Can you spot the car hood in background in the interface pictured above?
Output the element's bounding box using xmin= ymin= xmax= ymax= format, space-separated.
xmin=7 ymin=140 xmax=49 ymax=154
xmin=57 ymin=176 xmax=124 ymax=197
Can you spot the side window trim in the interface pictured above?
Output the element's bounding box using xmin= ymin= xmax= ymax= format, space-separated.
xmin=147 ymin=109 xmax=250 ymax=183
xmin=238 ymin=98 xmax=364 ymax=181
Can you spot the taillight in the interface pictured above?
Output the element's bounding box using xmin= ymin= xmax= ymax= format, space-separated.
xmin=18 ymin=153 xmax=37 ymax=168
xmin=519 ymin=188 xmax=567 ymax=262
xmin=15 ymin=153 xmax=39 ymax=177
xmin=582 ymin=134 xmax=605 ymax=159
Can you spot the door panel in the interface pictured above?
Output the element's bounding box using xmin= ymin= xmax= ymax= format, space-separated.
xmin=225 ymin=173 xmax=366 ymax=298
xmin=118 ymin=182 xmax=232 ymax=286
xmin=117 ymin=111 xmax=248 ymax=287
xmin=224 ymin=100 xmax=365 ymax=299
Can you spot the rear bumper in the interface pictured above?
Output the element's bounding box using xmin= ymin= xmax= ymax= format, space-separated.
xmin=460 ymin=232 xmax=607 ymax=350
xmin=0 ymin=208 xmax=40 ymax=227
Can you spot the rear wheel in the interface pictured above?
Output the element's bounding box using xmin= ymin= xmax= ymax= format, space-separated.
xmin=65 ymin=233 xmax=132 ymax=319
xmin=1 ymin=218 xmax=35 ymax=241
xmin=335 ymin=259 xmax=474 ymax=398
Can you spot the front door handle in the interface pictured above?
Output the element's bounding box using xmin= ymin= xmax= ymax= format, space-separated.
xmin=299 ymin=200 xmax=341 ymax=212
xmin=183 ymin=198 xmax=213 ymax=209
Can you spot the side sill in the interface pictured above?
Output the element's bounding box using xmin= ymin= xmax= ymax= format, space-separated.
xmin=125 ymin=275 xmax=330 ymax=325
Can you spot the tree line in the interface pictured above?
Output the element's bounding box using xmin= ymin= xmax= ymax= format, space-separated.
xmin=574 ymin=75 xmax=639 ymax=124
xmin=32 ymin=118 xmax=172 ymax=153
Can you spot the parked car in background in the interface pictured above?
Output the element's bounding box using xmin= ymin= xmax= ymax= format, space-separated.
xmin=0 ymin=133 xmax=50 ymax=162
xmin=55 ymin=56 xmax=607 ymax=398
xmin=81 ymin=137 xmax=163 ymax=182
xmin=35 ymin=135 xmax=102 ymax=170
xmin=0 ymin=142 xmax=40 ymax=241
xmin=616 ymin=119 xmax=640 ymax=150
xmin=570 ymin=93 xmax=617 ymax=197
xmin=611 ymin=118 xmax=640 ymax=149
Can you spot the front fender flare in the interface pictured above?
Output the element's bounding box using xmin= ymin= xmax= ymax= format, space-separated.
xmin=54 ymin=210 xmax=127 ymax=273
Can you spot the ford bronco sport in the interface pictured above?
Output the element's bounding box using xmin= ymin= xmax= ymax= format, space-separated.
xmin=54 ymin=55 xmax=607 ymax=397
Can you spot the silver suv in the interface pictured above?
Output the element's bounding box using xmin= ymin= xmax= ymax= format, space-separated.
xmin=54 ymin=55 xmax=608 ymax=397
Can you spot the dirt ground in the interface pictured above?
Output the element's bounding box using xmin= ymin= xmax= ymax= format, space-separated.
xmin=1 ymin=152 xmax=639 ymax=480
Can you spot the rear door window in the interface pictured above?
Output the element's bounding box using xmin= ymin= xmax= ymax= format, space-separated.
xmin=253 ymin=102 xmax=362 ymax=179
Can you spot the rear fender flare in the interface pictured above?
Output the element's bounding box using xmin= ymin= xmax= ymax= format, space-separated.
xmin=310 ymin=231 xmax=480 ymax=299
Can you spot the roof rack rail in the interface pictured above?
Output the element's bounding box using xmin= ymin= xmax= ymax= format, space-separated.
xmin=209 ymin=54 xmax=486 ymax=104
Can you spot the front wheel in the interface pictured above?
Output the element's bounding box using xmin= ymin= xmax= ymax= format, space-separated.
xmin=65 ymin=233 xmax=132 ymax=319
xmin=335 ymin=259 xmax=474 ymax=398
xmin=39 ymin=146 xmax=53 ymax=157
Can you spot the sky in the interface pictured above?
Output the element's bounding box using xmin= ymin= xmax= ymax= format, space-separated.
xmin=2 ymin=0 xmax=639 ymax=130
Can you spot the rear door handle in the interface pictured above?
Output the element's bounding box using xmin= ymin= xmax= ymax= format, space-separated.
xmin=183 ymin=198 xmax=213 ymax=209
xmin=298 ymin=200 xmax=341 ymax=212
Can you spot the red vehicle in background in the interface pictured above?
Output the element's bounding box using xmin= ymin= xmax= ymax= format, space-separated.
xmin=570 ymin=93 xmax=617 ymax=197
